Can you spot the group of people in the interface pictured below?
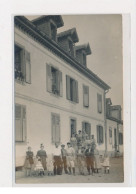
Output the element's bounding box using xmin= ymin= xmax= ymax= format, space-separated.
xmin=24 ymin=130 xmax=110 ymax=177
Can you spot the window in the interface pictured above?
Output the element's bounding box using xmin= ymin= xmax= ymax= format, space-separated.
xmin=50 ymin=23 xmax=56 ymax=41
xmin=82 ymin=122 xmax=91 ymax=139
xmin=83 ymin=53 xmax=86 ymax=66
xmin=109 ymin=127 xmax=112 ymax=144
xmin=119 ymin=133 xmax=123 ymax=145
xmin=46 ymin=64 xmax=62 ymax=96
xmin=83 ymin=85 xmax=89 ymax=107
xmin=66 ymin=75 xmax=78 ymax=103
xmin=97 ymin=125 xmax=104 ymax=144
xmin=68 ymin=40 xmax=74 ymax=57
xmin=15 ymin=44 xmax=31 ymax=83
xmin=97 ymin=93 xmax=102 ymax=113
xmin=15 ymin=104 xmax=26 ymax=142
xmin=51 ymin=113 xmax=60 ymax=144
xmin=70 ymin=118 xmax=76 ymax=137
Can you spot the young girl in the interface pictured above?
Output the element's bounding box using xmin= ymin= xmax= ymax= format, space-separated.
xmin=24 ymin=146 xmax=34 ymax=176
xmin=34 ymin=157 xmax=44 ymax=176
xmin=102 ymin=152 xmax=110 ymax=174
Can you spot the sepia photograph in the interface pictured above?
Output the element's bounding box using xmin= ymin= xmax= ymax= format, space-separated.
xmin=14 ymin=14 xmax=124 ymax=184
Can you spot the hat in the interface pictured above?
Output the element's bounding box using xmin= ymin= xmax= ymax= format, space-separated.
xmin=67 ymin=142 xmax=71 ymax=145
xmin=40 ymin=143 xmax=44 ymax=148
xmin=61 ymin=144 xmax=65 ymax=147
xmin=78 ymin=130 xmax=81 ymax=132
xmin=81 ymin=146 xmax=85 ymax=149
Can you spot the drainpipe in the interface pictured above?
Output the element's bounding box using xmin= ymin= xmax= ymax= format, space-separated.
xmin=104 ymin=89 xmax=109 ymax=154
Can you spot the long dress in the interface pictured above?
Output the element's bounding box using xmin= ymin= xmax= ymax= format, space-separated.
xmin=93 ymin=149 xmax=101 ymax=169
xmin=24 ymin=151 xmax=34 ymax=169
xmin=37 ymin=150 xmax=47 ymax=170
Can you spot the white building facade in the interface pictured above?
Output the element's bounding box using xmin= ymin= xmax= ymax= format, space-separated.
xmin=15 ymin=16 xmax=111 ymax=167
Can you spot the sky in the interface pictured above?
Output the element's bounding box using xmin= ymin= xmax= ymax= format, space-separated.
xmin=26 ymin=15 xmax=123 ymax=108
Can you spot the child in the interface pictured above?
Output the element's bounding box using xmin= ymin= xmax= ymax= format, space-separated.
xmin=102 ymin=152 xmax=110 ymax=174
xmin=46 ymin=156 xmax=54 ymax=176
xmin=34 ymin=157 xmax=44 ymax=176
xmin=24 ymin=146 xmax=34 ymax=176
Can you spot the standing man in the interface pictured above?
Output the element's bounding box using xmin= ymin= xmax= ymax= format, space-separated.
xmin=66 ymin=142 xmax=76 ymax=175
xmin=61 ymin=144 xmax=68 ymax=174
xmin=52 ymin=143 xmax=62 ymax=175
xmin=85 ymin=144 xmax=95 ymax=175
xmin=36 ymin=144 xmax=47 ymax=175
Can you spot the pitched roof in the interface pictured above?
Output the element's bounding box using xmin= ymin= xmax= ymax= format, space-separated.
xmin=32 ymin=15 xmax=64 ymax=28
xmin=75 ymin=43 xmax=91 ymax=55
xmin=14 ymin=16 xmax=110 ymax=90
xmin=57 ymin=28 xmax=79 ymax=43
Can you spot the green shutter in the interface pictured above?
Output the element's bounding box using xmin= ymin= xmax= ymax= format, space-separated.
xmin=59 ymin=71 xmax=63 ymax=97
xmin=46 ymin=64 xmax=52 ymax=93
xmin=97 ymin=125 xmax=100 ymax=143
xmin=15 ymin=105 xmax=22 ymax=141
xmin=75 ymin=80 xmax=78 ymax=103
xmin=97 ymin=94 xmax=102 ymax=113
xmin=22 ymin=106 xmax=26 ymax=142
xmin=66 ymin=75 xmax=71 ymax=100
xmin=51 ymin=114 xmax=56 ymax=143
xmin=83 ymin=85 xmax=89 ymax=107
xmin=55 ymin=115 xmax=60 ymax=143
xmin=25 ymin=50 xmax=31 ymax=84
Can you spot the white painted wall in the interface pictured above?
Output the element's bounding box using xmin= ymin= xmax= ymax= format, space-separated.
xmin=15 ymin=27 xmax=106 ymax=166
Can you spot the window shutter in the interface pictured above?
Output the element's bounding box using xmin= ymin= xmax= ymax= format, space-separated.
xmin=82 ymin=122 xmax=85 ymax=131
xmin=66 ymin=75 xmax=71 ymax=100
xmin=15 ymin=105 xmax=22 ymax=142
xmin=99 ymin=126 xmax=103 ymax=143
xmin=97 ymin=94 xmax=102 ymax=113
xmin=52 ymin=114 xmax=56 ymax=143
xmin=59 ymin=71 xmax=63 ymax=97
xmin=25 ymin=50 xmax=31 ymax=84
xmin=22 ymin=106 xmax=26 ymax=142
xmin=75 ymin=80 xmax=79 ymax=103
xmin=87 ymin=123 xmax=91 ymax=138
xmin=97 ymin=125 xmax=100 ymax=143
xmin=72 ymin=80 xmax=76 ymax=102
xmin=83 ymin=85 xmax=89 ymax=107
xmin=20 ymin=48 xmax=25 ymax=78
xmin=55 ymin=115 xmax=60 ymax=143
xmin=46 ymin=64 xmax=52 ymax=93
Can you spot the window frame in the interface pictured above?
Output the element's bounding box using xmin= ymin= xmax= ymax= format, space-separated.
xmin=46 ymin=63 xmax=63 ymax=97
xmin=97 ymin=93 xmax=102 ymax=114
xmin=83 ymin=84 xmax=89 ymax=108
xmin=66 ymin=75 xmax=79 ymax=103
xmin=96 ymin=125 xmax=104 ymax=144
xmin=70 ymin=117 xmax=77 ymax=137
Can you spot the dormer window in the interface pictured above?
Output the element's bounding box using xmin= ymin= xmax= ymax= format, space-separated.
xmin=57 ymin=28 xmax=79 ymax=57
xmin=68 ymin=40 xmax=74 ymax=57
xmin=75 ymin=43 xmax=91 ymax=67
xmin=83 ymin=52 xmax=86 ymax=66
xmin=32 ymin=15 xmax=64 ymax=42
xmin=50 ymin=22 xmax=57 ymax=41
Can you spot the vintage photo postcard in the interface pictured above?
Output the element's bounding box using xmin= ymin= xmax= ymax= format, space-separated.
xmin=14 ymin=14 xmax=124 ymax=185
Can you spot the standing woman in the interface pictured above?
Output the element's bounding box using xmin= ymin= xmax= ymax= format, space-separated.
xmin=37 ymin=144 xmax=47 ymax=174
xmin=24 ymin=146 xmax=34 ymax=176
